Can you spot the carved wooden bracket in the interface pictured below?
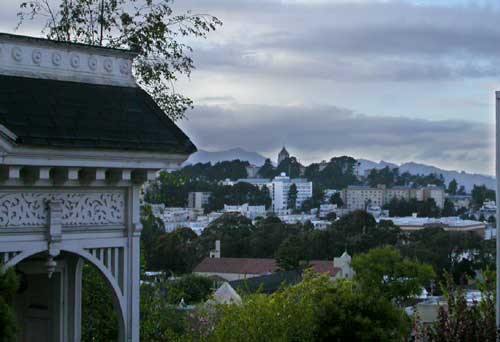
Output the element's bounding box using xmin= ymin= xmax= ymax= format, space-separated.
xmin=47 ymin=200 xmax=63 ymax=258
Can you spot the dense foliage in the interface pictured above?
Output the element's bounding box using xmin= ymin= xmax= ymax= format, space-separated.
xmin=352 ymin=246 xmax=435 ymax=305
xmin=19 ymin=0 xmax=221 ymax=121
xmin=426 ymin=271 xmax=496 ymax=342
xmin=212 ymin=272 xmax=411 ymax=342
xmin=205 ymin=183 xmax=271 ymax=212
xmin=471 ymin=184 xmax=495 ymax=208
xmin=305 ymin=156 xmax=360 ymax=189
xmin=82 ymin=263 xmax=119 ymax=342
xmin=366 ymin=167 xmax=445 ymax=188
xmin=0 ymin=269 xmax=19 ymax=342
xmin=383 ymin=197 xmax=443 ymax=218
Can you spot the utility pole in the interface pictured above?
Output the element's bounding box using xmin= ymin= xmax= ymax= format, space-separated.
xmin=495 ymin=91 xmax=500 ymax=337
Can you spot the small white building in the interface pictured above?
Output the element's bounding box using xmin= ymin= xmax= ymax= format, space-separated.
xmin=319 ymin=204 xmax=337 ymax=218
xmin=224 ymin=203 xmax=266 ymax=219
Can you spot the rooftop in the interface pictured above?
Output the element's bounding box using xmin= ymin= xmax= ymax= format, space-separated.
xmin=0 ymin=74 xmax=195 ymax=154
xmin=378 ymin=216 xmax=485 ymax=228
xmin=193 ymin=257 xmax=340 ymax=277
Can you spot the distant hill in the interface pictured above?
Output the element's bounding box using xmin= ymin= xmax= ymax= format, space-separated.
xmin=183 ymin=149 xmax=494 ymax=192
xmin=358 ymin=159 xmax=494 ymax=192
xmin=183 ymin=148 xmax=268 ymax=167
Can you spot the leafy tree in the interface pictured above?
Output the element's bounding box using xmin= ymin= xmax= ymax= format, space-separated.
xmin=287 ymin=183 xmax=298 ymax=210
xmin=398 ymin=228 xmax=484 ymax=284
xmin=141 ymin=205 xmax=166 ymax=269
xmin=457 ymin=185 xmax=467 ymax=195
xmin=304 ymin=156 xmax=359 ymax=189
xmin=197 ymin=213 xmax=255 ymax=259
xmin=249 ymin=216 xmax=300 ymax=258
xmin=418 ymin=198 xmax=440 ymax=218
xmin=383 ymin=197 xmax=441 ymax=218
xmin=141 ymin=282 xmax=188 ymax=341
xmin=276 ymin=157 xmax=302 ymax=178
xmin=447 ymin=179 xmax=458 ymax=195
xmin=164 ymin=274 xmax=213 ymax=305
xmin=313 ymin=279 xmax=411 ymax=341
xmin=212 ymin=273 xmax=319 ymax=342
xmin=441 ymin=198 xmax=456 ymax=217
xmin=206 ymin=182 xmax=271 ymax=212
xmin=151 ymin=227 xmax=199 ymax=274
xmin=212 ymin=272 xmax=411 ymax=342
xmin=181 ymin=160 xmax=250 ymax=182
xmin=304 ymin=211 xmax=400 ymax=260
xmin=352 ymin=246 xmax=435 ymax=305
xmin=471 ymin=184 xmax=495 ymax=209
xmin=366 ymin=166 xmax=399 ymax=187
xmin=19 ymin=0 xmax=221 ymax=121
xmin=329 ymin=192 xmax=344 ymax=207
xmin=0 ymin=269 xmax=19 ymax=342
xmin=275 ymin=235 xmax=306 ymax=271
xmin=427 ymin=271 xmax=496 ymax=342
xmin=82 ymin=263 xmax=119 ymax=341
xmin=257 ymin=158 xmax=276 ymax=178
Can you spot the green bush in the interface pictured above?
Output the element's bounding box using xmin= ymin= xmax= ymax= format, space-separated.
xmin=0 ymin=268 xmax=19 ymax=342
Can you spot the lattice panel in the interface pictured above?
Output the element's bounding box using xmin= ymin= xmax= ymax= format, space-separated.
xmin=0 ymin=191 xmax=125 ymax=228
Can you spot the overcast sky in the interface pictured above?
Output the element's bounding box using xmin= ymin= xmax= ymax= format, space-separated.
xmin=1 ymin=0 xmax=499 ymax=174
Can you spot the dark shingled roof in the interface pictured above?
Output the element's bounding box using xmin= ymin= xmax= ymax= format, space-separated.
xmin=229 ymin=270 xmax=302 ymax=294
xmin=0 ymin=75 xmax=196 ymax=154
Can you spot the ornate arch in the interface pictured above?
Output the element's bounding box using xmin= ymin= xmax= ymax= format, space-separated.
xmin=1 ymin=246 xmax=127 ymax=340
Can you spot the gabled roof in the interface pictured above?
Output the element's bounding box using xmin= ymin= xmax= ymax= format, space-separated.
xmin=0 ymin=75 xmax=196 ymax=154
xmin=308 ymin=260 xmax=341 ymax=277
xmin=193 ymin=257 xmax=341 ymax=277
xmin=229 ymin=270 xmax=302 ymax=294
xmin=193 ymin=257 xmax=277 ymax=275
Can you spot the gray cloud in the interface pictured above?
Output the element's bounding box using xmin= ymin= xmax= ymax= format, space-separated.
xmin=177 ymin=0 xmax=500 ymax=81
xmin=179 ymin=102 xmax=494 ymax=174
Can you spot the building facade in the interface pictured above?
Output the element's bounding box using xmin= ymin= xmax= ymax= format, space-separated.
xmin=343 ymin=185 xmax=446 ymax=210
xmin=0 ymin=33 xmax=195 ymax=342
xmin=267 ymin=173 xmax=313 ymax=212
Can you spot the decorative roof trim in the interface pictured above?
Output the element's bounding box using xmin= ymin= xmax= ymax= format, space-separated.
xmin=0 ymin=33 xmax=137 ymax=87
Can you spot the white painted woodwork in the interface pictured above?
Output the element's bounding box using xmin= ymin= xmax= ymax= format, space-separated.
xmin=0 ymin=34 xmax=136 ymax=87
xmin=0 ymin=33 xmax=192 ymax=342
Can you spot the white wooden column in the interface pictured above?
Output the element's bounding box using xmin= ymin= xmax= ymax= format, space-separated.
xmin=127 ymin=185 xmax=142 ymax=342
xmin=66 ymin=256 xmax=83 ymax=342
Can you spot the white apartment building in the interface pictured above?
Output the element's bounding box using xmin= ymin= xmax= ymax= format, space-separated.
xmin=267 ymin=173 xmax=313 ymax=212
xmin=188 ymin=191 xmax=211 ymax=209
xmin=343 ymin=185 xmax=445 ymax=210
